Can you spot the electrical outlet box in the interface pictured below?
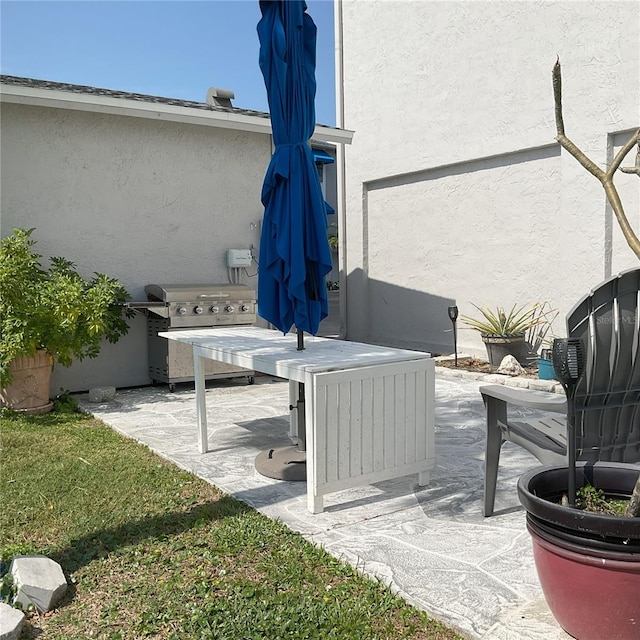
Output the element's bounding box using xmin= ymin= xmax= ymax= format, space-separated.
xmin=227 ymin=249 xmax=252 ymax=268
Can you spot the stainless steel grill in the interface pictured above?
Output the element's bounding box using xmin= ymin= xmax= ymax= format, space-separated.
xmin=132 ymin=284 xmax=256 ymax=390
xmin=144 ymin=283 xmax=257 ymax=328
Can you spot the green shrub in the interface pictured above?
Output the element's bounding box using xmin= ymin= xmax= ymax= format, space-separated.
xmin=0 ymin=228 xmax=134 ymax=386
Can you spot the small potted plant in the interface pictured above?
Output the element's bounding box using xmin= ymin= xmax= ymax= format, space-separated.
xmin=0 ymin=228 xmax=134 ymax=413
xmin=461 ymin=302 xmax=552 ymax=366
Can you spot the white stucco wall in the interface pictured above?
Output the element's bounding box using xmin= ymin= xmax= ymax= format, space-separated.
xmin=339 ymin=0 xmax=639 ymax=356
xmin=1 ymin=102 xmax=271 ymax=391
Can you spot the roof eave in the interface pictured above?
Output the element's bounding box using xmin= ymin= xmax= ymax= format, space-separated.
xmin=0 ymin=84 xmax=354 ymax=145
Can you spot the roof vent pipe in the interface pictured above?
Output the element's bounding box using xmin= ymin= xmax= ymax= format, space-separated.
xmin=206 ymin=87 xmax=235 ymax=108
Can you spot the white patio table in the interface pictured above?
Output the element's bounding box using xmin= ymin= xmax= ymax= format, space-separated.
xmin=160 ymin=326 xmax=435 ymax=513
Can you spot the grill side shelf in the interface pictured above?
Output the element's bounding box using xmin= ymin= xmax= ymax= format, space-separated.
xmin=127 ymin=301 xmax=169 ymax=318
xmin=127 ymin=301 xmax=167 ymax=309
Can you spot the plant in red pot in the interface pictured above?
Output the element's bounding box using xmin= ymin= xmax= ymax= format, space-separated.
xmin=517 ymin=338 xmax=640 ymax=640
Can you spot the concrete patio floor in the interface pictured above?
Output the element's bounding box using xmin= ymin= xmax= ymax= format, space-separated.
xmin=77 ymin=367 xmax=571 ymax=640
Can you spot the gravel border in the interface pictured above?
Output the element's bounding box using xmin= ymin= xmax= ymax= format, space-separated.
xmin=434 ymin=359 xmax=564 ymax=394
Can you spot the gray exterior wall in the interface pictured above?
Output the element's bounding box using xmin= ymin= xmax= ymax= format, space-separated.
xmin=339 ymin=0 xmax=639 ymax=357
xmin=1 ymin=102 xmax=272 ymax=391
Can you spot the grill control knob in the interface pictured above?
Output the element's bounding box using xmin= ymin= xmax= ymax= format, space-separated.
xmin=176 ymin=306 xmax=187 ymax=315
xmin=224 ymin=304 xmax=234 ymax=313
xmin=240 ymin=304 xmax=249 ymax=312
xmin=209 ymin=305 xmax=219 ymax=314
xmin=193 ymin=305 xmax=203 ymax=315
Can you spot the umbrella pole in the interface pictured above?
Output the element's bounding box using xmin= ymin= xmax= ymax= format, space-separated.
xmin=295 ymin=328 xmax=306 ymax=448
xmin=254 ymin=380 xmax=307 ymax=482
xmin=296 ymin=382 xmax=306 ymax=452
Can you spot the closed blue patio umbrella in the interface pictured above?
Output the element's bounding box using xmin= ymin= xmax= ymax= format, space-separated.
xmin=254 ymin=0 xmax=332 ymax=482
xmin=257 ymin=0 xmax=332 ymax=344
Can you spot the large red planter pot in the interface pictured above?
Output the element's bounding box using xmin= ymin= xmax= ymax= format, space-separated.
xmin=518 ymin=462 xmax=640 ymax=640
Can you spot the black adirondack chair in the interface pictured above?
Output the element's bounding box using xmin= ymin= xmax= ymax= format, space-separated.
xmin=480 ymin=267 xmax=640 ymax=516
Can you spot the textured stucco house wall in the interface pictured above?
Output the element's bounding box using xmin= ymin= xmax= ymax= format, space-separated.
xmin=0 ymin=76 xmax=350 ymax=392
xmin=337 ymin=0 xmax=639 ymax=357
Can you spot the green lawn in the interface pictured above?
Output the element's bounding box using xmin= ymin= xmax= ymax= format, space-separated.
xmin=0 ymin=407 xmax=464 ymax=640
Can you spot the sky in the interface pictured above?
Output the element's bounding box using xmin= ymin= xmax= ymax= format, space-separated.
xmin=0 ymin=0 xmax=337 ymax=126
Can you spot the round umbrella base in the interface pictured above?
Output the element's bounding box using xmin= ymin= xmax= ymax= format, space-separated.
xmin=255 ymin=445 xmax=307 ymax=482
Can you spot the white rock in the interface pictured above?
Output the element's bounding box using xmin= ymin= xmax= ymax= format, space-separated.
xmin=10 ymin=555 xmax=67 ymax=612
xmin=0 ymin=602 xmax=24 ymax=640
xmin=497 ymin=355 xmax=525 ymax=376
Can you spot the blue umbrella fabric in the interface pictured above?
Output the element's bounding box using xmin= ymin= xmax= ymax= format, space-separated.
xmin=257 ymin=0 xmax=332 ymax=336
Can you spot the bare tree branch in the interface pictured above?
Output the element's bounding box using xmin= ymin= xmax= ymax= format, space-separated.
xmin=552 ymin=58 xmax=565 ymax=137
xmin=618 ymin=130 xmax=640 ymax=176
xmin=552 ymin=59 xmax=640 ymax=260
xmin=555 ymin=133 xmax=606 ymax=180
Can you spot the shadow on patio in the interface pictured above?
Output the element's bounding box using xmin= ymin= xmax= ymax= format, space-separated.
xmin=79 ymin=374 xmax=571 ymax=640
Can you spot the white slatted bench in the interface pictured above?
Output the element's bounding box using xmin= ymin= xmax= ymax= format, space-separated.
xmin=160 ymin=326 xmax=435 ymax=513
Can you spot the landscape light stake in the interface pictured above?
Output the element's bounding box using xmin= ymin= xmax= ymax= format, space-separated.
xmin=552 ymin=337 xmax=585 ymax=507
xmin=448 ymin=305 xmax=459 ymax=366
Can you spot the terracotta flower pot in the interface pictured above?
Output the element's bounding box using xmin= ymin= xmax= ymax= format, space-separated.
xmin=518 ymin=463 xmax=640 ymax=640
xmin=0 ymin=350 xmax=54 ymax=414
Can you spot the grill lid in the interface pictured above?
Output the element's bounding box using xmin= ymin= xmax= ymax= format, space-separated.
xmin=145 ymin=283 xmax=255 ymax=302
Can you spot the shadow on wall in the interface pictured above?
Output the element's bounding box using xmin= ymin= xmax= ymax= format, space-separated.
xmin=346 ymin=269 xmax=456 ymax=355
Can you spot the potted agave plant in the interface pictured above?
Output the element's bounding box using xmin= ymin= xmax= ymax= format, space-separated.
xmin=517 ymin=338 xmax=640 ymax=640
xmin=461 ymin=302 xmax=552 ymax=366
xmin=0 ymin=228 xmax=134 ymax=414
